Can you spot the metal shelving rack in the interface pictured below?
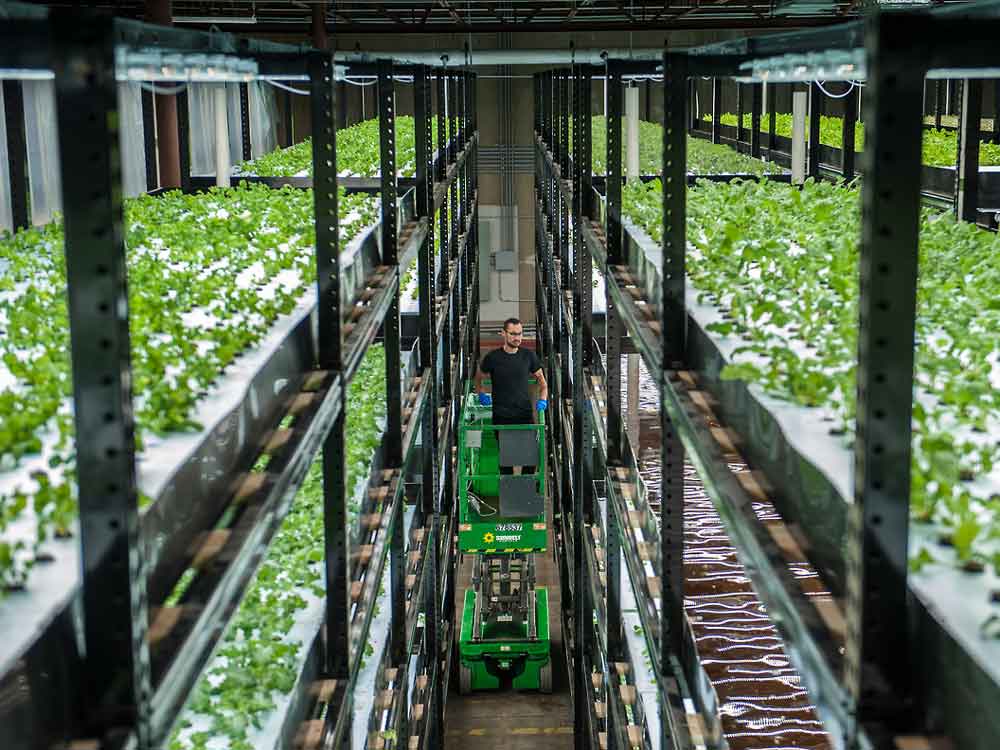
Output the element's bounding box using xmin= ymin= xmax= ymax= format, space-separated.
xmin=536 ymin=5 xmax=1000 ymax=750
xmin=694 ymin=61 xmax=1000 ymax=225
xmin=0 ymin=5 xmax=479 ymax=748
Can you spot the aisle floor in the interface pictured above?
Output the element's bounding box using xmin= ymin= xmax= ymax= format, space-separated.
xmin=445 ymin=480 xmax=572 ymax=749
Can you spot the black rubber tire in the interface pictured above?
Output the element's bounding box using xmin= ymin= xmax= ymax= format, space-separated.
xmin=539 ymin=662 xmax=553 ymax=694
xmin=459 ymin=664 xmax=473 ymax=695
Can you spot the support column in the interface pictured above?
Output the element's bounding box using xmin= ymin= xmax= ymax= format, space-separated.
xmin=140 ymin=87 xmax=158 ymax=192
xmin=711 ymin=77 xmax=721 ymax=144
xmin=144 ymin=0 xmax=180 ymax=188
xmin=238 ymin=82 xmax=252 ymax=162
xmin=808 ymin=82 xmax=821 ymax=180
xmin=2 ymin=81 xmax=29 ymax=229
xmin=791 ymin=90 xmax=808 ymax=185
xmin=377 ymin=61 xmax=406 ymax=669
xmin=768 ymin=90 xmax=778 ymax=158
xmin=308 ymin=51 xmax=348 ymax=682
xmin=956 ymin=78 xmax=982 ymax=223
xmin=176 ymin=89 xmax=190 ymax=192
xmin=843 ymin=84 xmax=859 ymax=182
xmin=52 ymin=12 xmax=151 ymax=744
xmin=993 ymin=80 xmax=1000 ymax=145
xmin=625 ymin=85 xmax=640 ymax=182
xmin=750 ymin=82 xmax=762 ymax=159
xmin=414 ymin=64 xmax=442 ymax=750
xmin=934 ymin=79 xmax=944 ymax=130
xmin=213 ymin=85 xmax=230 ymax=188
xmin=846 ymin=13 xmax=922 ymax=744
xmin=661 ymin=51 xmax=687 ymax=667
xmin=736 ymin=81 xmax=744 ymax=146
xmin=571 ymin=63 xmax=593 ymax=750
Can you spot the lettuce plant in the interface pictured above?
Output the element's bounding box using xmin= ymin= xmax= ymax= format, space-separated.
xmin=169 ymin=345 xmax=388 ymax=750
xmin=707 ymin=112 xmax=1000 ymax=168
xmin=575 ymin=116 xmax=782 ymax=176
xmin=239 ymin=116 xmax=453 ymax=178
xmin=0 ymin=184 xmax=378 ymax=592
xmin=622 ymin=177 xmax=1000 ymax=571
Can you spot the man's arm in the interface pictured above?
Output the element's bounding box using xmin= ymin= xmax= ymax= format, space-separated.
xmin=533 ymin=368 xmax=548 ymax=402
xmin=475 ymin=356 xmax=489 ymax=395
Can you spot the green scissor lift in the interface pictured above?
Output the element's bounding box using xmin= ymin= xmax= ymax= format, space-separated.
xmin=456 ymin=384 xmax=552 ymax=693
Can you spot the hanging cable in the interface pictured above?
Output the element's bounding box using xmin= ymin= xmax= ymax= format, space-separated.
xmin=138 ymin=81 xmax=188 ymax=95
xmin=263 ymin=79 xmax=309 ymax=96
xmin=815 ymin=80 xmax=857 ymax=99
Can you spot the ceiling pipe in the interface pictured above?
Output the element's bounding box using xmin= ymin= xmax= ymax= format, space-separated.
xmin=334 ymin=48 xmax=664 ymax=66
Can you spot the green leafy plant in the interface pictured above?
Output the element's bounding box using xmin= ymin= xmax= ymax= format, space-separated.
xmin=706 ymin=112 xmax=1000 ymax=167
xmin=169 ymin=345 xmax=389 ymax=750
xmin=239 ymin=116 xmax=455 ymax=178
xmin=0 ymin=183 xmax=379 ymax=594
xmin=622 ymin=176 xmax=1000 ymax=569
xmin=579 ymin=116 xmax=783 ymax=176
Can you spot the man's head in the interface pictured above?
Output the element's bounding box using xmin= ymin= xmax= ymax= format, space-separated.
xmin=501 ymin=317 xmax=523 ymax=351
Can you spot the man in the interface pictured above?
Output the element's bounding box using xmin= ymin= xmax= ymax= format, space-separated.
xmin=474 ymin=318 xmax=548 ymax=475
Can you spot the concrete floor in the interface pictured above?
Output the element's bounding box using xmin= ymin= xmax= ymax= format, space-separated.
xmin=445 ymin=484 xmax=572 ymax=749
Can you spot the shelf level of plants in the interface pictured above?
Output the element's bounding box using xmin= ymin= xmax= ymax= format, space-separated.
xmin=704 ymin=112 xmax=1000 ymax=167
xmin=621 ymin=174 xmax=1000 ymax=580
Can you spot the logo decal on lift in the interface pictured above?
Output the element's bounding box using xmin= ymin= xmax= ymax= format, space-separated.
xmin=483 ymin=532 xmax=495 ymax=544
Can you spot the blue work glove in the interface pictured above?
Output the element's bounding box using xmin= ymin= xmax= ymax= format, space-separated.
xmin=478 ymin=392 xmax=492 ymax=407
xmin=536 ymin=399 xmax=548 ymax=412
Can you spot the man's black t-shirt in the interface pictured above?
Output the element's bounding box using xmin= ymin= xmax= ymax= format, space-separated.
xmin=480 ymin=347 xmax=543 ymax=422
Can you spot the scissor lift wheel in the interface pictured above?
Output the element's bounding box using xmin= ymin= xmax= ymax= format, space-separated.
xmin=539 ymin=661 xmax=552 ymax=694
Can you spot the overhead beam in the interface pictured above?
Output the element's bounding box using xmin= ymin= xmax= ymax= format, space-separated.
xmin=180 ymin=16 xmax=854 ymax=34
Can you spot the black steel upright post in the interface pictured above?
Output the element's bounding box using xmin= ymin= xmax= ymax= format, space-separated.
xmin=52 ymin=12 xmax=151 ymax=745
xmin=448 ymin=72 xmax=458 ymax=164
xmin=572 ymin=64 xmax=593 ymax=750
xmin=414 ymin=64 xmax=442 ymax=750
xmin=309 ymin=51 xmax=348 ymax=680
xmin=808 ymin=82 xmax=821 ymax=180
xmin=377 ymin=61 xmax=406 ymax=667
xmin=605 ymin=62 xmax=624 ymax=464
xmin=750 ymin=82 xmax=762 ymax=159
xmin=176 ymin=89 xmax=191 ymax=192
xmin=768 ymin=92 xmax=777 ymax=158
xmin=711 ymin=78 xmax=722 ymax=144
xmin=661 ymin=51 xmax=687 ymax=666
xmin=2 ymin=80 xmax=29 ymax=230
xmin=283 ymin=89 xmax=293 ymax=147
xmin=843 ymin=84 xmax=859 ymax=182
xmin=688 ymin=77 xmax=697 ymax=132
xmin=736 ymin=82 xmax=744 ymax=147
xmin=140 ymin=87 xmax=158 ymax=192
xmin=993 ymin=80 xmax=1000 ymax=145
xmin=956 ymin=78 xmax=982 ymax=223
xmin=605 ymin=61 xmax=625 ymax=678
xmin=239 ymin=81 xmax=252 ymax=162
xmin=846 ymin=13 xmax=922 ymax=745
xmin=558 ymin=69 xmax=570 ymax=301
xmin=934 ymin=79 xmax=944 ymax=130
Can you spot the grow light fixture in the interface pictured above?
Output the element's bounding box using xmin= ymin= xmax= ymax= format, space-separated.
xmin=116 ymin=48 xmax=258 ymax=82
xmin=774 ymin=0 xmax=839 ymax=15
xmin=172 ymin=15 xmax=258 ymax=25
xmin=0 ymin=68 xmax=53 ymax=80
xmin=736 ymin=50 xmax=866 ymax=83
